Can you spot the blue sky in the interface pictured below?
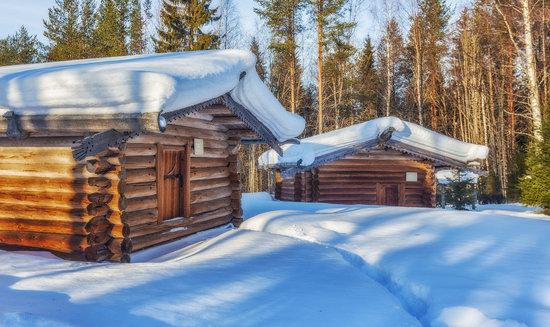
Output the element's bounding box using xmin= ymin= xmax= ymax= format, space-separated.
xmin=0 ymin=0 xmax=469 ymax=44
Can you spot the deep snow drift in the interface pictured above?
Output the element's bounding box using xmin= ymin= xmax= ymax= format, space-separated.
xmin=0 ymin=225 xmax=418 ymax=327
xmin=241 ymin=193 xmax=550 ymax=327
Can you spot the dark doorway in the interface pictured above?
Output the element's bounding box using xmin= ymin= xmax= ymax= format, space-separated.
xmin=383 ymin=184 xmax=399 ymax=206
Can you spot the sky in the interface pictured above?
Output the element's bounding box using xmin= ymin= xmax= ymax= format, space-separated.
xmin=0 ymin=0 xmax=470 ymax=45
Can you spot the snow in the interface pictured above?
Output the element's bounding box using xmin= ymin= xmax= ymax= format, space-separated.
xmin=241 ymin=195 xmax=550 ymax=327
xmin=0 ymin=224 xmax=419 ymax=326
xmin=258 ymin=117 xmax=489 ymax=168
xmin=2 ymin=194 xmax=548 ymax=326
xmin=0 ymin=50 xmax=305 ymax=142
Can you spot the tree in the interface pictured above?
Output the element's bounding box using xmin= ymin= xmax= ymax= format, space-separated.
xmin=444 ymin=170 xmax=476 ymax=210
xmin=43 ymin=0 xmax=83 ymax=60
xmin=353 ymin=37 xmax=378 ymax=122
xmin=309 ymin=0 xmax=350 ymax=132
xmin=0 ymin=26 xmax=44 ymax=66
xmin=81 ymin=0 xmax=97 ymax=58
xmin=217 ymin=0 xmax=242 ymax=49
xmin=155 ymin=0 xmax=220 ymax=52
xmin=129 ymin=0 xmax=148 ymax=54
xmin=250 ymin=37 xmax=267 ymax=81
xmin=377 ymin=17 xmax=404 ymax=117
xmin=520 ymin=117 xmax=550 ymax=213
xmin=94 ymin=0 xmax=128 ymax=57
xmin=255 ymin=0 xmax=306 ymax=113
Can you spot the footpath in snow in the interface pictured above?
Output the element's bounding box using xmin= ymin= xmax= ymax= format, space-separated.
xmin=0 ymin=225 xmax=419 ymax=327
xmin=241 ymin=193 xmax=550 ymax=327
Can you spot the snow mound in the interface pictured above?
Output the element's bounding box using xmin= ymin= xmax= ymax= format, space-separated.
xmin=433 ymin=307 xmax=526 ymax=327
xmin=258 ymin=116 xmax=488 ymax=168
xmin=0 ymin=50 xmax=305 ymax=142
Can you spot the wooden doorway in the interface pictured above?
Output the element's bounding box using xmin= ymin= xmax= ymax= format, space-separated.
xmin=380 ymin=184 xmax=400 ymax=206
xmin=157 ymin=144 xmax=191 ymax=221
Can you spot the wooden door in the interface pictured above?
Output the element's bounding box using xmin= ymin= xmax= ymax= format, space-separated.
xmin=383 ymin=184 xmax=399 ymax=206
xmin=157 ymin=145 xmax=191 ymax=221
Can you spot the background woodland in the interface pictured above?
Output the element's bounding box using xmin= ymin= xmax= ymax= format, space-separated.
xmin=1 ymin=0 xmax=549 ymax=208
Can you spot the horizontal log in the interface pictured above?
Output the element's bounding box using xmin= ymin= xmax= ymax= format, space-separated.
xmin=190 ymin=157 xmax=228 ymax=169
xmin=191 ymin=147 xmax=229 ymax=159
xmin=0 ymin=136 xmax=83 ymax=147
xmin=125 ymin=168 xmax=156 ymax=184
xmin=0 ymin=231 xmax=92 ymax=253
xmin=124 ymin=196 xmax=157 ymax=212
xmin=0 ymin=164 xmax=123 ymax=180
xmin=124 ymin=144 xmax=157 ymax=156
xmin=169 ymin=116 xmax=228 ymax=131
xmin=0 ymin=147 xmax=76 ymax=164
xmin=122 ymin=182 xmax=157 ymax=199
xmin=163 ymin=125 xmax=228 ymax=141
xmin=190 ymin=167 xmax=229 ymax=181
xmin=0 ymin=190 xmax=113 ymax=209
xmin=318 ymin=194 xmax=377 ymax=202
xmin=191 ymin=198 xmax=231 ymax=216
xmin=191 ymin=186 xmax=232 ymax=204
xmin=119 ymin=208 xmax=158 ymax=227
xmin=124 ymin=156 xmax=156 ymax=169
xmin=0 ymin=203 xmax=99 ymax=221
xmin=0 ymin=175 xmax=118 ymax=194
xmin=131 ymin=215 xmax=232 ymax=251
xmin=190 ymin=178 xmax=230 ymax=192
xmin=0 ymin=216 xmax=112 ymax=235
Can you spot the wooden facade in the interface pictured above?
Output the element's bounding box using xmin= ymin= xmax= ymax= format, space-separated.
xmin=275 ymin=149 xmax=437 ymax=207
xmin=0 ymin=103 xmax=266 ymax=262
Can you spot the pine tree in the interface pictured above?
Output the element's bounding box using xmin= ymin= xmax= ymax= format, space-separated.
xmin=43 ymin=0 xmax=83 ymax=60
xmin=81 ymin=0 xmax=97 ymax=58
xmin=377 ymin=18 xmax=404 ymax=117
xmin=520 ymin=117 xmax=550 ymax=213
xmin=354 ymin=37 xmax=378 ymax=122
xmin=250 ymin=37 xmax=266 ymax=81
xmin=155 ymin=0 xmax=219 ymax=52
xmin=95 ymin=0 xmax=128 ymax=57
xmin=445 ymin=170 xmax=475 ymax=210
xmin=255 ymin=0 xmax=306 ymax=113
xmin=129 ymin=0 xmax=147 ymax=54
xmin=0 ymin=26 xmax=44 ymax=66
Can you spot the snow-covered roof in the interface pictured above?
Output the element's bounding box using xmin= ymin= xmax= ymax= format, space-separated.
xmin=259 ymin=116 xmax=489 ymax=170
xmin=0 ymin=49 xmax=305 ymax=142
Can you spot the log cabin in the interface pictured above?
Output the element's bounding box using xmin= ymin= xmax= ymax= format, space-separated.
xmin=0 ymin=50 xmax=305 ymax=262
xmin=259 ymin=117 xmax=489 ymax=207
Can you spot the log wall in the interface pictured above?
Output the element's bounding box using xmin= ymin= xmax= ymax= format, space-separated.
xmin=0 ymin=108 xmax=245 ymax=262
xmin=275 ymin=150 xmax=436 ymax=207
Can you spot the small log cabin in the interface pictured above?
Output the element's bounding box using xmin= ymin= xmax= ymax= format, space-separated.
xmin=0 ymin=50 xmax=304 ymax=262
xmin=259 ymin=117 xmax=489 ymax=207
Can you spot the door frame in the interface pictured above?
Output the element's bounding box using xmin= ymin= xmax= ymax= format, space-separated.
xmin=156 ymin=143 xmax=192 ymax=222
xmin=376 ymin=183 xmax=405 ymax=206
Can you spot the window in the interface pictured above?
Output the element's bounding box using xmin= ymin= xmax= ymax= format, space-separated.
xmin=156 ymin=144 xmax=191 ymax=221
xmin=406 ymin=172 xmax=418 ymax=182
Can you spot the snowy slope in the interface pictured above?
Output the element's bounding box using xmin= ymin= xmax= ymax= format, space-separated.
xmin=0 ymin=226 xmax=419 ymax=327
xmin=258 ymin=117 xmax=488 ymax=168
xmin=242 ymin=194 xmax=550 ymax=327
xmin=0 ymin=50 xmax=304 ymax=142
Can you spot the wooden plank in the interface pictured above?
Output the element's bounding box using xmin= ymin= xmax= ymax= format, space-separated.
xmin=183 ymin=143 xmax=191 ymax=218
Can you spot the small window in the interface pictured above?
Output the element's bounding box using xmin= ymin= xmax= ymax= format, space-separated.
xmin=406 ymin=172 xmax=418 ymax=182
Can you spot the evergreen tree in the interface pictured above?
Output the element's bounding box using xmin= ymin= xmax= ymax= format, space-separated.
xmin=129 ymin=0 xmax=147 ymax=54
xmin=354 ymin=37 xmax=378 ymax=121
xmin=250 ymin=37 xmax=266 ymax=81
xmin=81 ymin=0 xmax=97 ymax=58
xmin=520 ymin=117 xmax=550 ymax=214
xmin=255 ymin=0 xmax=306 ymax=113
xmin=95 ymin=0 xmax=128 ymax=56
xmin=0 ymin=26 xmax=44 ymax=66
xmin=445 ymin=170 xmax=475 ymax=210
xmin=155 ymin=0 xmax=219 ymax=52
xmin=43 ymin=0 xmax=83 ymax=60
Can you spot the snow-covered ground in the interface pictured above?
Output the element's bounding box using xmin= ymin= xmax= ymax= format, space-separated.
xmin=1 ymin=193 xmax=548 ymax=327
xmin=242 ymin=193 xmax=550 ymax=327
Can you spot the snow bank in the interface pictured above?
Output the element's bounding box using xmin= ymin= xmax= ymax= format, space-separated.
xmin=259 ymin=117 xmax=488 ymax=168
xmin=241 ymin=198 xmax=550 ymax=327
xmin=0 ymin=50 xmax=304 ymax=142
xmin=0 ymin=228 xmax=420 ymax=326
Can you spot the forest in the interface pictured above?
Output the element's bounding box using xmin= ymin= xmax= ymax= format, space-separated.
xmin=0 ymin=0 xmax=548 ymax=210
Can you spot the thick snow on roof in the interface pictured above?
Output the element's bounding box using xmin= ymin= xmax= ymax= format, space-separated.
xmin=259 ymin=116 xmax=489 ymax=168
xmin=0 ymin=50 xmax=304 ymax=141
